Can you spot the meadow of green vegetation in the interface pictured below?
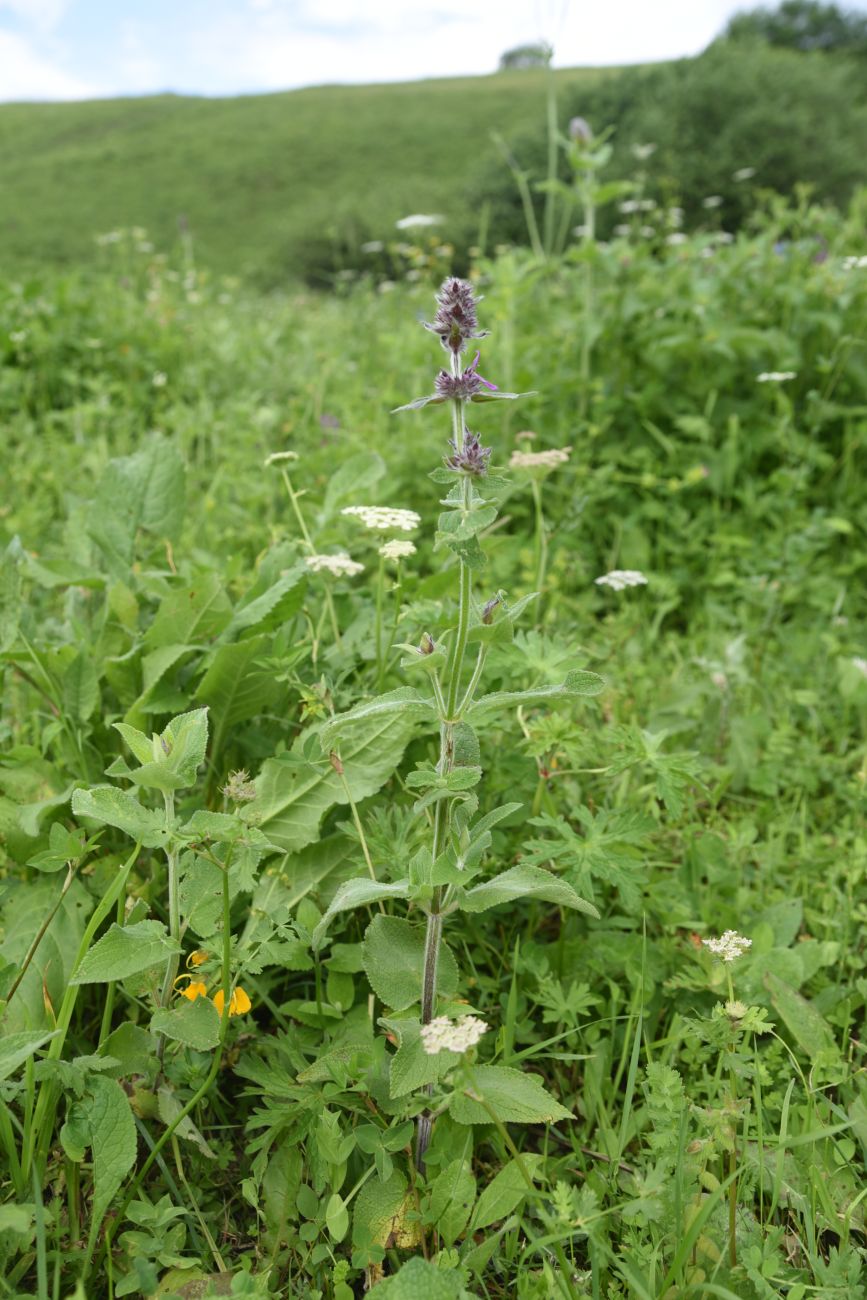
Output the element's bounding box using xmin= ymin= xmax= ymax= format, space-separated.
xmin=0 ymin=65 xmax=613 ymax=286
xmin=1 ymin=145 xmax=867 ymax=1300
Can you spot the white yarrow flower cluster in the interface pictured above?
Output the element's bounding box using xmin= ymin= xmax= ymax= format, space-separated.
xmin=509 ymin=447 xmax=572 ymax=471
xmin=702 ymin=930 xmax=752 ymax=963
xmin=851 ymin=656 xmax=867 ymax=679
xmin=395 ymin=213 xmax=443 ymax=230
xmin=342 ymin=505 xmax=421 ymax=532
xmin=305 ymin=553 xmax=365 ymax=577
xmin=733 ymin=167 xmax=756 ymax=182
xmin=379 ymin=538 xmax=417 ymax=561
xmin=842 ymin=255 xmax=867 ymax=270
xmin=595 ymin=569 xmax=648 ymax=591
xmin=757 ymin=371 xmax=796 ymax=383
xmin=420 ymin=1015 xmax=489 ymax=1056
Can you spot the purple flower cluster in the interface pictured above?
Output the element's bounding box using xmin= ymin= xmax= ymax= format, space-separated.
xmin=434 ymin=351 xmax=498 ymax=401
xmin=425 ymin=277 xmax=489 ymax=355
xmin=445 ymin=429 xmax=492 ymax=477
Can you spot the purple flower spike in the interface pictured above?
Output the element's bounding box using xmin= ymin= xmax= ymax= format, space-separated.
xmin=445 ymin=429 xmax=492 ymax=477
xmin=424 ymin=277 xmax=490 ymax=355
xmin=434 ymin=351 xmax=498 ymax=402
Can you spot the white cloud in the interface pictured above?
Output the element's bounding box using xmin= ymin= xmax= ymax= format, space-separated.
xmin=0 ymin=0 xmax=70 ymax=33
xmin=0 ymin=28 xmax=96 ymax=99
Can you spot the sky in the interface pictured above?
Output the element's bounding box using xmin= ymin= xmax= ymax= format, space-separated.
xmin=2 ymin=0 xmax=867 ymax=103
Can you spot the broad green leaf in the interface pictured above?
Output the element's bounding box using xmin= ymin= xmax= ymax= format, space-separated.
xmin=252 ymin=710 xmax=416 ymax=854
xmin=380 ymin=1017 xmax=456 ymax=1098
xmin=262 ymin=1141 xmax=303 ymax=1243
xmin=150 ymin=997 xmax=221 ymax=1050
xmin=368 ymin=1256 xmax=466 ymax=1297
xmin=363 ymin=915 xmax=458 ymax=1011
xmin=320 ymin=688 xmax=435 ymax=746
xmin=90 ymin=435 xmax=186 ymax=575
xmin=87 ymin=1075 xmax=137 ymax=1248
xmin=0 ymin=1030 xmax=56 ymax=1083
xmin=99 ymin=1023 xmax=158 ymax=1078
xmin=157 ymin=1084 xmax=216 ymax=1158
xmin=0 ymin=875 xmax=92 ymax=1033
xmin=325 ymin=1192 xmax=349 ymax=1243
xmin=62 ymin=652 xmax=99 ymax=722
xmin=143 ymin=572 xmax=233 ymax=649
xmin=765 ymin=972 xmax=838 ymax=1061
xmin=71 ymin=920 xmax=180 ymax=984
xmin=459 ymin=865 xmax=599 ymax=917
xmin=27 ymin=822 xmax=87 ymax=873
xmin=352 ymin=1170 xmax=420 ymax=1250
xmin=450 ymin=1065 xmax=571 ymax=1125
xmin=469 ymin=1155 xmax=544 ymax=1230
xmin=195 ymin=635 xmax=280 ymax=734
xmin=223 ymin=567 xmax=305 ymax=638
xmin=430 ymin=1158 xmax=476 ymax=1246
xmin=467 ymin=670 xmax=605 ymax=722
xmin=72 ymin=785 xmax=166 ymax=846
xmin=112 ymin=723 xmax=156 ymax=766
xmin=311 ymin=879 xmax=410 ymax=950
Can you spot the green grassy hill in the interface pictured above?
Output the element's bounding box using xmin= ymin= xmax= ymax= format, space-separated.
xmin=0 ymin=67 xmax=615 ymax=285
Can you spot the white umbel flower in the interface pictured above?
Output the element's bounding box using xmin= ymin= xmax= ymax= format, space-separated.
xmin=379 ymin=539 xmax=417 ymax=561
xmin=702 ymin=930 xmax=752 ymax=963
xmin=304 ymin=553 xmax=365 ymax=577
xmin=756 ymin=371 xmax=796 ymax=383
xmin=342 ymin=506 xmax=421 ymax=532
xmin=509 ymin=447 xmax=571 ymax=471
xmin=595 ymin=569 xmax=648 ymax=591
xmin=842 ymin=255 xmax=867 ymax=270
xmin=420 ymin=1015 xmax=489 ymax=1056
xmin=395 ymin=214 xmax=444 ymax=230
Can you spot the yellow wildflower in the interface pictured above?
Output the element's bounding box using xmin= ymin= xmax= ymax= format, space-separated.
xmin=213 ymin=986 xmax=252 ymax=1017
xmin=180 ymin=980 xmax=208 ymax=1002
xmin=188 ymin=949 xmax=209 ymax=967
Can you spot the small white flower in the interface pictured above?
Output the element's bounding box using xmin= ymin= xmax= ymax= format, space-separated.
xmin=379 ymin=539 xmax=417 ymax=561
xmin=733 ymin=167 xmax=756 ymax=182
xmin=632 ymin=142 xmax=657 ymax=161
xmin=702 ymin=195 xmax=723 ymax=209
xmin=595 ymin=569 xmax=648 ymax=592
xmin=842 ymin=255 xmax=867 ymax=270
xmin=613 ymin=224 xmax=632 ymax=237
xmin=304 ymin=552 xmax=365 ymax=577
xmin=361 ymin=240 xmax=384 ymax=253
xmin=263 ymin=450 xmax=299 ymax=466
xmin=618 ymin=199 xmax=640 ymax=215
xmin=666 ymin=232 xmax=688 ymax=246
xmin=342 ymin=505 xmax=421 ymax=532
xmin=395 ymin=213 xmax=444 ymax=230
xmin=851 ymin=657 xmax=867 ymax=679
xmin=509 ymin=447 xmax=572 ymax=472
xmin=702 ymin=930 xmax=752 ymax=963
xmin=420 ymin=1015 xmax=489 ymax=1056
xmin=668 ymin=206 xmax=684 ymax=226
xmin=711 ymin=671 xmax=729 ymax=691
xmin=756 ymin=371 xmax=796 ymax=383
xmin=152 ymin=371 xmax=167 ymax=388
xmin=9 ymin=330 xmax=27 ymax=344
xmin=639 ymin=226 xmax=656 ymax=239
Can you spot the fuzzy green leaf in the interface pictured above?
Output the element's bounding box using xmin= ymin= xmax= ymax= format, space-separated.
xmin=71 ymin=786 xmax=166 ymax=848
xmin=449 ymin=1065 xmax=572 ymax=1125
xmin=150 ymin=998 xmax=221 ymax=1051
xmin=430 ymin=1158 xmax=476 ymax=1246
xmin=363 ymin=915 xmax=458 ymax=1011
xmin=467 ymin=670 xmax=605 ymax=721
xmin=71 ymin=920 xmax=180 ymax=985
xmin=469 ymin=1155 xmax=544 ymax=1230
xmin=87 ymin=1075 xmax=137 ymax=1249
xmin=458 ymin=865 xmax=599 ymax=918
xmin=311 ymin=879 xmax=410 ymax=950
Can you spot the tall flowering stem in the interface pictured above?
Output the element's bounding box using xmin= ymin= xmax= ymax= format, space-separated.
xmin=404 ymin=278 xmax=498 ymax=1168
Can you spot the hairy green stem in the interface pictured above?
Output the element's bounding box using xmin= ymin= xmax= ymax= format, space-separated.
xmin=280 ymin=464 xmax=341 ymax=646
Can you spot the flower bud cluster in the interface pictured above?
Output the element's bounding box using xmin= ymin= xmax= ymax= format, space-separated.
xmin=424 ymin=277 xmax=488 ymax=355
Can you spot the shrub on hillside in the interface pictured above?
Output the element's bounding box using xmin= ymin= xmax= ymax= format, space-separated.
xmin=465 ymin=42 xmax=867 ymax=248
